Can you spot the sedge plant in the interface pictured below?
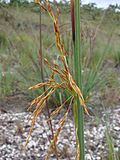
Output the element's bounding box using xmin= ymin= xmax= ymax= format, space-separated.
xmin=26 ymin=0 xmax=106 ymax=159
xmin=26 ymin=0 xmax=89 ymax=159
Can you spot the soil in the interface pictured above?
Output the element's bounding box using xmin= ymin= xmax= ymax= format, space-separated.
xmin=0 ymin=93 xmax=31 ymax=113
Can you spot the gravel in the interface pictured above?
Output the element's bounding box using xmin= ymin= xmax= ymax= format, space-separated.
xmin=0 ymin=105 xmax=120 ymax=160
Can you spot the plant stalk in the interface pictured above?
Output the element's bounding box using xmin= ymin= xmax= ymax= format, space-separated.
xmin=73 ymin=0 xmax=85 ymax=159
xmin=39 ymin=3 xmax=58 ymax=159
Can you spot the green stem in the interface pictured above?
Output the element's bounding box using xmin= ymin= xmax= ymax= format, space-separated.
xmin=74 ymin=0 xmax=85 ymax=159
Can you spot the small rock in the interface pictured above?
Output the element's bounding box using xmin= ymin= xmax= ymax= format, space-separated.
xmin=28 ymin=140 xmax=36 ymax=148
xmin=114 ymin=126 xmax=120 ymax=131
xmin=85 ymin=154 xmax=92 ymax=160
xmin=42 ymin=133 xmax=47 ymax=139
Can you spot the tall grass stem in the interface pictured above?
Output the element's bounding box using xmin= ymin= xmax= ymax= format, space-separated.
xmin=74 ymin=0 xmax=85 ymax=159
